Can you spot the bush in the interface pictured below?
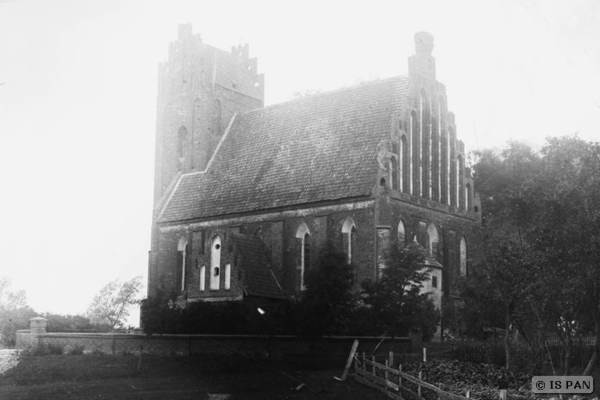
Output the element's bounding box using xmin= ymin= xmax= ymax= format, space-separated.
xmin=141 ymin=291 xmax=293 ymax=335
xmin=67 ymin=344 xmax=85 ymax=355
xmin=23 ymin=342 xmax=64 ymax=356
xmin=295 ymin=244 xmax=355 ymax=339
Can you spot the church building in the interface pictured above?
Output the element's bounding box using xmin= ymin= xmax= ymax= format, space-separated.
xmin=147 ymin=24 xmax=481 ymax=317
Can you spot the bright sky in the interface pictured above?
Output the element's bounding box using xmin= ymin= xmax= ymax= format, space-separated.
xmin=0 ymin=0 xmax=599 ymax=322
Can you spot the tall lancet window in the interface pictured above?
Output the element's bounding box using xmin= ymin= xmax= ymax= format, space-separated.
xmin=420 ymin=90 xmax=431 ymax=199
xmin=296 ymin=223 xmax=311 ymax=290
xmin=457 ymin=155 xmax=464 ymax=209
xmin=400 ymin=135 xmax=409 ymax=193
xmin=390 ymin=157 xmax=398 ymax=190
xmin=398 ymin=220 xmax=406 ymax=246
xmin=411 ymin=110 xmax=418 ymax=196
xmin=342 ymin=217 xmax=357 ymax=265
xmin=177 ymin=237 xmax=188 ymax=292
xmin=427 ymin=223 xmax=439 ymax=258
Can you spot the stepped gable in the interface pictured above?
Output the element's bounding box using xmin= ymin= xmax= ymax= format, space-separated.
xmin=231 ymin=233 xmax=285 ymax=299
xmin=159 ymin=76 xmax=410 ymax=223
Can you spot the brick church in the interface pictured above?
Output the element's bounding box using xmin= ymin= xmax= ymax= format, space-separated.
xmin=147 ymin=24 xmax=481 ymax=320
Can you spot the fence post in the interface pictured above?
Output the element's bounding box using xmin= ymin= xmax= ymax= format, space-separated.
xmin=418 ymin=371 xmax=423 ymax=397
xmin=466 ymin=390 xmax=471 ymax=398
xmin=372 ymin=355 xmax=376 ymax=377
xmin=423 ymin=347 xmax=427 ymax=362
xmin=499 ymin=389 xmax=507 ymax=400
xmin=389 ymin=350 xmax=394 ymax=367
xmin=385 ymin=359 xmax=389 ymax=390
xmin=399 ymin=364 xmax=403 ymax=389
xmin=439 ymin=383 xmax=445 ymax=400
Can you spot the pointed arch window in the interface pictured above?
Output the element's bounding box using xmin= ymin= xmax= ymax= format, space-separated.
xmin=296 ymin=223 xmax=311 ymax=290
xmin=411 ymin=110 xmax=419 ymax=196
xmin=427 ymin=223 xmax=439 ymax=258
xmin=398 ymin=220 xmax=406 ymax=246
xmin=460 ymin=236 xmax=468 ymax=276
xmin=465 ymin=183 xmax=472 ymax=211
xmin=456 ymin=155 xmax=464 ymax=209
xmin=390 ymin=156 xmax=398 ymax=190
xmin=420 ymin=90 xmax=431 ymax=199
xmin=177 ymin=237 xmax=189 ymax=292
xmin=342 ymin=218 xmax=357 ymax=265
xmin=400 ymin=135 xmax=409 ymax=193
xmin=210 ymin=236 xmax=221 ymax=290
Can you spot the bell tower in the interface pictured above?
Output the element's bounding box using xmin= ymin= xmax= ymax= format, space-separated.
xmin=152 ymin=23 xmax=265 ymax=207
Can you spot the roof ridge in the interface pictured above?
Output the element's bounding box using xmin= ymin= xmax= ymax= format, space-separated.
xmin=240 ymin=75 xmax=408 ymax=118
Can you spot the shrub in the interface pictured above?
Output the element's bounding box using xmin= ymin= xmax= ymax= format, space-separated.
xmin=67 ymin=344 xmax=85 ymax=355
xmin=22 ymin=342 xmax=64 ymax=356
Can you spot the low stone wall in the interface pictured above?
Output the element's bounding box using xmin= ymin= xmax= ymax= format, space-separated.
xmin=15 ymin=317 xmax=413 ymax=358
xmin=17 ymin=332 xmax=412 ymax=357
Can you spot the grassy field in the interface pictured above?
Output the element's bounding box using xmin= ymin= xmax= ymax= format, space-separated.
xmin=0 ymin=353 xmax=390 ymax=400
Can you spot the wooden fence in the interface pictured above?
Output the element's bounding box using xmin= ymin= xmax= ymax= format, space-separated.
xmin=353 ymin=351 xmax=475 ymax=400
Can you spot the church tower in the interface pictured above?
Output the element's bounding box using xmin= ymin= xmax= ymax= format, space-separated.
xmin=152 ymin=23 xmax=264 ymax=207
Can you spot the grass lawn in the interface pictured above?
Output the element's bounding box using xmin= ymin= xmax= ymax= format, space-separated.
xmin=0 ymin=353 xmax=390 ymax=400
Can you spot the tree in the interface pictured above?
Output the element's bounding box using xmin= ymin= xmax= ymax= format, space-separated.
xmin=467 ymin=136 xmax=600 ymax=373
xmin=360 ymin=242 xmax=438 ymax=339
xmin=86 ymin=276 xmax=143 ymax=331
xmin=0 ymin=278 xmax=36 ymax=346
xmin=296 ymin=244 xmax=355 ymax=339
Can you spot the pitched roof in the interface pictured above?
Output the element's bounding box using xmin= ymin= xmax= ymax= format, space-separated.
xmin=160 ymin=76 xmax=410 ymax=223
xmin=231 ymin=233 xmax=286 ymax=299
xmin=405 ymin=241 xmax=443 ymax=269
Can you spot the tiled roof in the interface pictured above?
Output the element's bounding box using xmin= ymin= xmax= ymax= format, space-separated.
xmin=231 ymin=233 xmax=286 ymax=299
xmin=405 ymin=241 xmax=443 ymax=269
xmin=160 ymin=76 xmax=409 ymax=223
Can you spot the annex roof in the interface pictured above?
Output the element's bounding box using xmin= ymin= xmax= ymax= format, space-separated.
xmin=159 ymin=76 xmax=410 ymax=223
xmin=231 ymin=233 xmax=286 ymax=299
xmin=405 ymin=241 xmax=443 ymax=269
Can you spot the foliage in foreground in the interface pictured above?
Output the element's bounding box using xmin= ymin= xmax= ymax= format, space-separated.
xmin=460 ymin=136 xmax=600 ymax=374
xmin=0 ymin=278 xmax=36 ymax=347
xmin=360 ymin=242 xmax=439 ymax=339
xmin=295 ymin=244 xmax=355 ymax=339
xmin=402 ymin=359 xmax=532 ymax=400
xmin=142 ymin=243 xmax=440 ymax=340
xmin=87 ymin=276 xmax=143 ymax=331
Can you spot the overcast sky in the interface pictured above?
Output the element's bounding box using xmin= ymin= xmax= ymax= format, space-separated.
xmin=0 ymin=0 xmax=599 ymax=321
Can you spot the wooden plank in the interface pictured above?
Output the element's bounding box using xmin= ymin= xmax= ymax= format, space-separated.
xmin=354 ymin=375 xmax=403 ymax=400
xmin=356 ymin=356 xmax=471 ymax=400
xmin=335 ymin=339 xmax=359 ymax=381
